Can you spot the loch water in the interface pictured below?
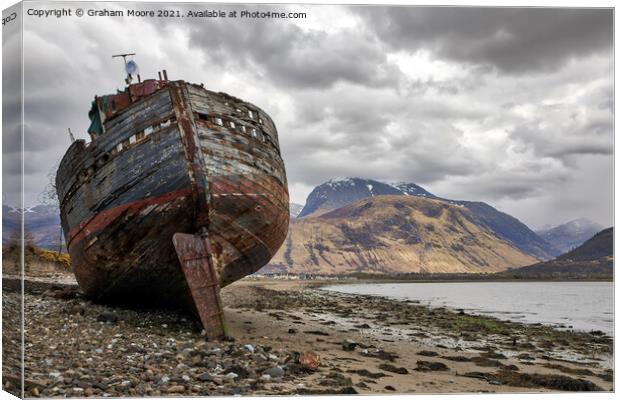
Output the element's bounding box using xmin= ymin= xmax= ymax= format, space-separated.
xmin=322 ymin=281 xmax=614 ymax=335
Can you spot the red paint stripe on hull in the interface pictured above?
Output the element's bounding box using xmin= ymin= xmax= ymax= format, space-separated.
xmin=67 ymin=187 xmax=194 ymax=249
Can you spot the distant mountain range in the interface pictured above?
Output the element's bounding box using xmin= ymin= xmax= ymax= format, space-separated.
xmin=535 ymin=218 xmax=604 ymax=254
xmin=289 ymin=203 xmax=304 ymax=219
xmin=4 ymin=179 xmax=607 ymax=277
xmin=265 ymin=195 xmax=538 ymax=275
xmin=2 ymin=204 xmax=63 ymax=250
xmin=295 ymin=177 xmax=558 ymax=260
xmin=501 ymin=227 xmax=613 ymax=279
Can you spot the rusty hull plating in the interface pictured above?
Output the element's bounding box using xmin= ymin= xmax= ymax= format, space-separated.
xmin=56 ymin=76 xmax=289 ymax=306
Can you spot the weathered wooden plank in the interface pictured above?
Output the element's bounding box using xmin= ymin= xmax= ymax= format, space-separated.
xmin=62 ymin=126 xmax=190 ymax=233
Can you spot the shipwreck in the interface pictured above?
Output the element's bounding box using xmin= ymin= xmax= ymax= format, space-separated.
xmin=56 ymin=55 xmax=290 ymax=337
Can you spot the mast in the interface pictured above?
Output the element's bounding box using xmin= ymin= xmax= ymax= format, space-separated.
xmin=112 ymin=53 xmax=139 ymax=85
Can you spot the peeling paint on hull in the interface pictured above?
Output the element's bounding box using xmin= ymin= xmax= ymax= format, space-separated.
xmin=56 ymin=80 xmax=289 ymax=305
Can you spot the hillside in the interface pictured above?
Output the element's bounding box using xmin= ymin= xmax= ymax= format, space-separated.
xmin=296 ymin=178 xmax=557 ymax=259
xmin=2 ymin=204 xmax=64 ymax=250
xmin=289 ymin=203 xmax=304 ymax=219
xmin=457 ymin=201 xmax=558 ymax=259
xmin=499 ymin=228 xmax=613 ymax=279
xmin=536 ymin=218 xmax=604 ymax=254
xmin=557 ymin=227 xmax=613 ymax=261
xmin=266 ymin=195 xmax=537 ymax=275
xmin=2 ymin=242 xmax=71 ymax=277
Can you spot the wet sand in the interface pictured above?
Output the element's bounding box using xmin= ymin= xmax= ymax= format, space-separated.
xmin=2 ymin=276 xmax=613 ymax=397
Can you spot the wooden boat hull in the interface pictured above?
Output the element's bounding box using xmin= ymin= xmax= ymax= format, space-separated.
xmin=56 ymin=80 xmax=289 ymax=305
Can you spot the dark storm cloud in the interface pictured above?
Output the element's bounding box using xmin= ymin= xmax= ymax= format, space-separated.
xmin=456 ymin=178 xmax=546 ymax=201
xmin=354 ymin=7 xmax=612 ymax=73
xmin=547 ymin=142 xmax=613 ymax=158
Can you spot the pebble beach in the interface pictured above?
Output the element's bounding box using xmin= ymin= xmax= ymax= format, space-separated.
xmin=2 ymin=275 xmax=613 ymax=397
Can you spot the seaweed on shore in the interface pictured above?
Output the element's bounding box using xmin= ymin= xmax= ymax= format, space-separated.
xmin=462 ymin=368 xmax=603 ymax=391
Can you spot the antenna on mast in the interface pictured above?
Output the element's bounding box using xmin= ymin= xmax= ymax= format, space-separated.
xmin=112 ymin=53 xmax=138 ymax=85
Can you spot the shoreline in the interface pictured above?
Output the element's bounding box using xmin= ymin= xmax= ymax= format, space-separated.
xmin=314 ymin=279 xmax=614 ymax=337
xmin=2 ymin=276 xmax=614 ymax=397
xmin=252 ymin=275 xmax=614 ymax=283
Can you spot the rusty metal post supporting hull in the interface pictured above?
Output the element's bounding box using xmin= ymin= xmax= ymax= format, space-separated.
xmin=172 ymin=232 xmax=226 ymax=340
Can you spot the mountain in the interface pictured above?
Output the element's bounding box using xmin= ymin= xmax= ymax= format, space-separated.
xmin=2 ymin=204 xmax=63 ymax=250
xmin=289 ymin=203 xmax=305 ymax=219
xmin=296 ymin=178 xmax=556 ymax=260
xmin=265 ymin=195 xmax=537 ymax=275
xmin=501 ymin=228 xmax=613 ymax=279
xmin=456 ymin=201 xmax=558 ymax=259
xmin=556 ymin=227 xmax=613 ymax=262
xmin=535 ymin=218 xmax=604 ymax=254
xmin=297 ymin=178 xmax=435 ymax=218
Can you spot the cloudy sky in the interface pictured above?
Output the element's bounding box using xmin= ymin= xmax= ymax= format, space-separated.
xmin=2 ymin=2 xmax=613 ymax=229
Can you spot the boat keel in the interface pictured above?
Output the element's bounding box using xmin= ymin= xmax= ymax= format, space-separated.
xmin=172 ymin=230 xmax=226 ymax=340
